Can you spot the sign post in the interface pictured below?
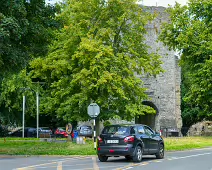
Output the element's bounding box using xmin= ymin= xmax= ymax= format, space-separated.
xmin=22 ymin=95 xmax=26 ymax=138
xmin=87 ymin=103 xmax=100 ymax=149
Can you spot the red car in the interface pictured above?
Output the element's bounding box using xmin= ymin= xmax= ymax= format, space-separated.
xmin=54 ymin=127 xmax=68 ymax=138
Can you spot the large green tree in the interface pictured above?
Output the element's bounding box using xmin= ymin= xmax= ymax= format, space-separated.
xmin=0 ymin=0 xmax=61 ymax=124
xmin=0 ymin=0 xmax=60 ymax=77
xmin=159 ymin=0 xmax=212 ymax=126
xmin=29 ymin=0 xmax=163 ymax=122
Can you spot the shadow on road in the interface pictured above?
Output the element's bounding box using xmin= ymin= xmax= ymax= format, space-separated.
xmin=102 ymin=155 xmax=156 ymax=163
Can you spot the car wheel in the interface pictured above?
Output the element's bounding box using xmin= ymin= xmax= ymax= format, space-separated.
xmin=98 ymin=154 xmax=108 ymax=162
xmin=125 ymin=155 xmax=132 ymax=161
xmin=156 ymin=143 xmax=164 ymax=159
xmin=132 ymin=146 xmax=142 ymax=162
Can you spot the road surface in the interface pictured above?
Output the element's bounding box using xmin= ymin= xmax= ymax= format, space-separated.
xmin=0 ymin=147 xmax=212 ymax=170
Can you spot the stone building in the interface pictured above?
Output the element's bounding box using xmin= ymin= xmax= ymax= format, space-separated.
xmin=80 ymin=6 xmax=183 ymax=133
xmin=135 ymin=6 xmax=182 ymax=132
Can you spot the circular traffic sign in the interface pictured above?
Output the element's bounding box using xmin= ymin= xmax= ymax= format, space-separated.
xmin=87 ymin=103 xmax=100 ymax=118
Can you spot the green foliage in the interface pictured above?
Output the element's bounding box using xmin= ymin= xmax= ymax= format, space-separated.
xmin=29 ymin=0 xmax=163 ymax=122
xmin=0 ymin=0 xmax=61 ymax=125
xmin=103 ymin=120 xmax=111 ymax=127
xmin=0 ymin=70 xmax=40 ymax=125
xmin=0 ymin=0 xmax=61 ymax=76
xmin=159 ymin=0 xmax=212 ymax=126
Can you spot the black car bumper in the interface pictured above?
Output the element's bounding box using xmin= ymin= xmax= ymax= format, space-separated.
xmin=97 ymin=145 xmax=135 ymax=156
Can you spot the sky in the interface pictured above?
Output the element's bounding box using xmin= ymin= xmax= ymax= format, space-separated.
xmin=46 ymin=0 xmax=189 ymax=7
xmin=142 ymin=0 xmax=188 ymax=7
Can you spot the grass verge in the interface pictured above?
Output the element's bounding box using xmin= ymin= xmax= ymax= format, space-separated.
xmin=164 ymin=136 xmax=212 ymax=151
xmin=0 ymin=137 xmax=212 ymax=155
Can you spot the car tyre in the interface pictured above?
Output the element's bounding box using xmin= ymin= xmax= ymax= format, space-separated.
xmin=125 ymin=155 xmax=132 ymax=161
xmin=156 ymin=143 xmax=164 ymax=159
xmin=132 ymin=146 xmax=142 ymax=162
xmin=98 ymin=154 xmax=108 ymax=162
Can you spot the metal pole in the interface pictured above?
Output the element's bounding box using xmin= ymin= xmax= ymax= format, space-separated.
xmin=22 ymin=95 xmax=26 ymax=138
xmin=36 ymin=92 xmax=39 ymax=138
xmin=93 ymin=118 xmax=96 ymax=150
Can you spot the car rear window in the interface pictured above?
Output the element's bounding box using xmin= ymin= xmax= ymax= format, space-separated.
xmin=102 ymin=126 xmax=129 ymax=135
xmin=81 ymin=126 xmax=92 ymax=130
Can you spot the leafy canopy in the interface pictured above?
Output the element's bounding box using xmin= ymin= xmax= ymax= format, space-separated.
xmin=29 ymin=0 xmax=163 ymax=122
xmin=159 ymin=0 xmax=212 ymax=125
xmin=0 ymin=0 xmax=61 ymax=77
xmin=0 ymin=0 xmax=61 ymax=124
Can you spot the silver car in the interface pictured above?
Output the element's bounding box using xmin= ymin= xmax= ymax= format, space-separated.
xmin=78 ymin=125 xmax=93 ymax=138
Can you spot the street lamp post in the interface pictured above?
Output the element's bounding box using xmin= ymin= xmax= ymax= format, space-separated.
xmin=22 ymin=95 xmax=26 ymax=138
xmin=36 ymin=92 xmax=39 ymax=138
xmin=21 ymin=87 xmax=31 ymax=138
xmin=21 ymin=83 xmax=43 ymax=139
xmin=33 ymin=81 xmax=45 ymax=139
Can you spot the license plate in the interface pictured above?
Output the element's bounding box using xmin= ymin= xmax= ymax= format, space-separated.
xmin=107 ymin=140 xmax=119 ymax=144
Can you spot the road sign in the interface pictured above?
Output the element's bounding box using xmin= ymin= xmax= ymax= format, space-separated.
xmin=87 ymin=103 xmax=100 ymax=118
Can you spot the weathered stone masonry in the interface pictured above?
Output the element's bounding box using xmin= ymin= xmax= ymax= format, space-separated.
xmin=136 ymin=6 xmax=182 ymax=131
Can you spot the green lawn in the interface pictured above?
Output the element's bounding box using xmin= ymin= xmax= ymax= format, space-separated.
xmin=164 ymin=136 xmax=212 ymax=151
xmin=0 ymin=137 xmax=212 ymax=155
xmin=0 ymin=138 xmax=96 ymax=155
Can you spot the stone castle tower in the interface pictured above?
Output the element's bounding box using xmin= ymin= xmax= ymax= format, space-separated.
xmin=80 ymin=6 xmax=183 ymax=133
xmin=135 ymin=6 xmax=182 ymax=132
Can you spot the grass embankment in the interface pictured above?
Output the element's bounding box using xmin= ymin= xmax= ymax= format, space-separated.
xmin=164 ymin=137 xmax=212 ymax=151
xmin=0 ymin=138 xmax=96 ymax=155
xmin=0 ymin=137 xmax=212 ymax=155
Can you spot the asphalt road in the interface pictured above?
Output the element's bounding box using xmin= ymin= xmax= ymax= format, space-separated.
xmin=0 ymin=147 xmax=212 ymax=170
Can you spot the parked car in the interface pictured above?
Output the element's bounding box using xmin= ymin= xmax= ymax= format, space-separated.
xmin=97 ymin=124 xmax=164 ymax=162
xmin=38 ymin=127 xmax=52 ymax=138
xmin=77 ymin=125 xmax=93 ymax=138
xmin=54 ymin=127 xmax=68 ymax=138
xmin=8 ymin=127 xmax=37 ymax=137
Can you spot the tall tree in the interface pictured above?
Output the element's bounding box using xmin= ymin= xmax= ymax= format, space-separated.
xmin=0 ymin=0 xmax=61 ymax=124
xmin=0 ymin=0 xmax=60 ymax=77
xmin=159 ymin=0 xmax=212 ymax=126
xmin=29 ymin=0 xmax=163 ymax=122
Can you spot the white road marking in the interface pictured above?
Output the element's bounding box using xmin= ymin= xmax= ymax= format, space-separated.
xmin=14 ymin=156 xmax=90 ymax=170
xmin=57 ymin=161 xmax=62 ymax=170
xmin=168 ymin=152 xmax=212 ymax=160
xmin=92 ymin=156 xmax=100 ymax=170
xmin=167 ymin=147 xmax=212 ymax=153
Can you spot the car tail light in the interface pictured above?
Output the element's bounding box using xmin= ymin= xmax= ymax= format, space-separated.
xmin=124 ymin=136 xmax=134 ymax=143
xmin=98 ymin=136 xmax=103 ymax=143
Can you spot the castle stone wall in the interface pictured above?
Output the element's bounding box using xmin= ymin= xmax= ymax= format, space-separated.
xmin=139 ymin=6 xmax=182 ymax=131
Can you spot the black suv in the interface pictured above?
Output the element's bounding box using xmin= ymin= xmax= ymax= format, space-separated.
xmin=97 ymin=124 xmax=164 ymax=162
